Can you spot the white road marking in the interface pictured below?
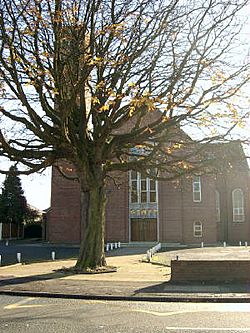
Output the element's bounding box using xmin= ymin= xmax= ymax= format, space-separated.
xmin=3 ymin=297 xmax=107 ymax=310
xmin=4 ymin=297 xmax=49 ymax=310
xmin=132 ymin=307 xmax=250 ymax=317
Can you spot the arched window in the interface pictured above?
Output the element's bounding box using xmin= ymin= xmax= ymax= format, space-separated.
xmin=215 ymin=190 xmax=220 ymax=222
xmin=193 ymin=221 xmax=202 ymax=237
xmin=232 ymin=189 xmax=244 ymax=222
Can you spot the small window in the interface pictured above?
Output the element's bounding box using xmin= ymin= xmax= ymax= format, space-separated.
xmin=232 ymin=188 xmax=244 ymax=222
xmin=193 ymin=176 xmax=201 ymax=202
xmin=193 ymin=221 xmax=202 ymax=237
xmin=215 ymin=190 xmax=220 ymax=222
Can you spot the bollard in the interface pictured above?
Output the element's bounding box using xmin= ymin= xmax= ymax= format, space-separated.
xmin=245 ymin=242 xmax=248 ymax=248
xmin=201 ymin=242 xmax=204 ymax=248
xmin=110 ymin=243 xmax=113 ymax=250
xmin=51 ymin=251 xmax=56 ymax=261
xmin=176 ymin=255 xmax=179 ymax=261
xmin=223 ymin=241 xmax=226 ymax=248
xmin=118 ymin=242 xmax=121 ymax=248
xmin=239 ymin=241 xmax=242 ymax=246
xmin=115 ymin=242 xmax=118 ymax=249
xmin=106 ymin=243 xmax=110 ymax=252
xmin=17 ymin=252 xmax=21 ymax=263
xmin=5 ymin=240 xmax=8 ymax=246
xmin=147 ymin=250 xmax=151 ymax=262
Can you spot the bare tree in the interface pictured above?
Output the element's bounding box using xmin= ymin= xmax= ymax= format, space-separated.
xmin=0 ymin=0 xmax=249 ymax=270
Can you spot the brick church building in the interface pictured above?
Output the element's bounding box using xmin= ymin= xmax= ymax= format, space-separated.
xmin=47 ymin=142 xmax=250 ymax=245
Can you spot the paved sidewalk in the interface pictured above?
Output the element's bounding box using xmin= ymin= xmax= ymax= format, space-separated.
xmin=0 ymin=247 xmax=250 ymax=302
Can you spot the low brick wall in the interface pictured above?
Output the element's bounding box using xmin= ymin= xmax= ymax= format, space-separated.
xmin=171 ymin=260 xmax=250 ymax=282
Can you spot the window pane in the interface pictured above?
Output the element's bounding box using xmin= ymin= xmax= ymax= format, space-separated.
xmin=234 ymin=215 xmax=244 ymax=222
xmin=132 ymin=180 xmax=137 ymax=190
xmin=150 ymin=192 xmax=156 ymax=203
xmin=193 ymin=183 xmax=200 ymax=191
xmin=131 ymin=171 xmax=137 ymax=180
xmin=131 ymin=191 xmax=138 ymax=203
xmin=141 ymin=192 xmax=147 ymax=203
xmin=150 ymin=180 xmax=156 ymax=191
xmin=193 ymin=192 xmax=201 ymax=202
xmin=141 ymin=180 xmax=147 ymax=191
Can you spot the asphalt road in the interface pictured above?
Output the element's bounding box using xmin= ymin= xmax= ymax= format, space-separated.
xmin=0 ymin=242 xmax=79 ymax=266
xmin=1 ymin=295 xmax=250 ymax=332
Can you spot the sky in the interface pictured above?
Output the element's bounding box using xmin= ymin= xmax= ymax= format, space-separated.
xmin=20 ymin=169 xmax=52 ymax=210
xmin=0 ymin=2 xmax=249 ymax=211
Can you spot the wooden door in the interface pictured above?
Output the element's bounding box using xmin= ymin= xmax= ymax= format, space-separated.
xmin=131 ymin=218 xmax=157 ymax=241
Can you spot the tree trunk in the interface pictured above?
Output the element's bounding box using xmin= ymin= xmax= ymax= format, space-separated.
xmin=75 ymin=182 xmax=107 ymax=271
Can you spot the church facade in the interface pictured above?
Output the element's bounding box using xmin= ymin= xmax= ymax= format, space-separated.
xmin=47 ymin=143 xmax=250 ymax=245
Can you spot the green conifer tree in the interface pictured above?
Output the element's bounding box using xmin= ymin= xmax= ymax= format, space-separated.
xmin=0 ymin=166 xmax=29 ymax=238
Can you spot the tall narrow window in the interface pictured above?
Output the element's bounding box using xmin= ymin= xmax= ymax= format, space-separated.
xmin=140 ymin=174 xmax=147 ymax=203
xmin=232 ymin=188 xmax=244 ymax=222
xmin=149 ymin=179 xmax=156 ymax=203
xmin=130 ymin=171 xmax=138 ymax=203
xmin=193 ymin=176 xmax=201 ymax=202
xmin=193 ymin=221 xmax=202 ymax=237
xmin=215 ymin=190 xmax=220 ymax=222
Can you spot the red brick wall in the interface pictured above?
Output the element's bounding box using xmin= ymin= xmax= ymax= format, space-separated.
xmin=159 ymin=175 xmax=218 ymax=245
xmin=181 ymin=175 xmax=217 ymax=244
xmin=216 ymin=171 xmax=250 ymax=244
xmin=171 ymin=260 xmax=250 ymax=282
xmin=105 ymin=173 xmax=129 ymax=242
xmin=158 ymin=179 xmax=183 ymax=242
xmin=47 ymin=166 xmax=81 ymax=243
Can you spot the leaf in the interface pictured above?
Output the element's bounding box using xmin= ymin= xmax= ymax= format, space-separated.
xmin=91 ymin=96 xmax=100 ymax=105
xmin=99 ymin=105 xmax=109 ymax=112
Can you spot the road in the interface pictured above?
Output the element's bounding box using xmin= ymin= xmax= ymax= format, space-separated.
xmin=1 ymin=295 xmax=250 ymax=332
xmin=0 ymin=242 xmax=79 ymax=266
